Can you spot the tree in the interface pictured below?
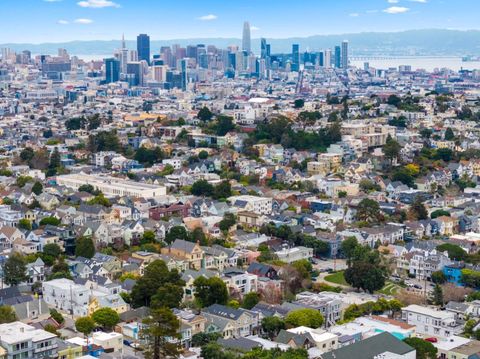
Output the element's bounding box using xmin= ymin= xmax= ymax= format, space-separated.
xmin=75 ymin=316 xmax=95 ymax=337
xmin=215 ymin=116 xmax=235 ymax=136
xmin=201 ymin=343 xmax=237 ymax=359
xmin=437 ymin=243 xmax=467 ymax=261
xmin=431 ymin=271 xmax=447 ymax=285
xmin=285 ymin=308 xmax=324 ymax=329
xmin=4 ymin=253 xmax=27 ymax=286
xmin=409 ymin=197 xmax=428 ymax=220
xmin=191 ymin=180 xmax=214 ymax=197
xmin=198 ymin=107 xmax=213 ymax=122
xmin=344 ymin=261 xmax=386 ymax=293
xmin=340 ymin=237 xmax=359 ymax=261
xmin=293 ymin=99 xmax=305 ymax=109
xmin=75 ymin=237 xmax=95 ymax=258
xmin=444 ymin=127 xmax=455 ymax=141
xmin=356 ymin=198 xmax=383 ymax=224
xmin=43 ymin=243 xmax=62 ymax=258
xmin=261 ymin=316 xmax=285 ymax=340
xmin=383 ymin=135 xmax=401 ymax=164
xmin=78 ymin=184 xmax=96 ymax=194
xmin=191 ymin=332 xmax=221 ymax=347
xmin=87 ymin=193 xmax=111 ymax=207
xmin=193 ymin=276 xmax=229 ymax=307
xmin=92 ymin=308 xmax=120 ymax=330
xmin=39 ymin=216 xmax=61 ymax=226
xmin=403 ymin=338 xmax=437 ymax=359
xmin=141 ymin=230 xmax=156 ymax=245
xmin=32 ymin=181 xmax=43 ymax=195
xmin=433 ymin=284 xmax=444 ymax=306
xmin=165 ymin=226 xmax=189 ymax=245
xmin=242 ymin=292 xmax=260 ymax=310
xmin=50 ymin=308 xmax=64 ymax=324
xmin=0 ymin=306 xmax=16 ymax=324
xmin=18 ymin=219 xmax=32 ymax=230
xmin=151 ymin=283 xmax=185 ymax=309
xmin=142 ymin=307 xmax=181 ymax=359
xmin=244 ymin=348 xmax=308 ymax=359
xmin=131 ymin=260 xmax=184 ymax=308
xmin=430 ymin=209 xmax=450 ymax=219
xmin=219 ymin=213 xmax=236 ymax=233
xmin=20 ymin=148 xmax=35 ymax=164
xmin=44 ymin=323 xmax=60 ymax=336
xmin=198 ymin=150 xmax=209 ymax=160
xmin=213 ymin=180 xmax=232 ymax=200
xmin=47 ymin=148 xmax=62 ymax=176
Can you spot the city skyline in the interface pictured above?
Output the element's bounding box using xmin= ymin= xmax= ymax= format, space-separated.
xmin=0 ymin=0 xmax=478 ymax=44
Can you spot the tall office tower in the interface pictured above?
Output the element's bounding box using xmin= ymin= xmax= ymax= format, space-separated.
xmin=105 ymin=58 xmax=120 ymax=83
xmin=341 ymin=40 xmax=349 ymax=69
xmin=318 ymin=51 xmax=324 ymax=67
xmin=129 ymin=50 xmax=138 ymax=62
xmin=242 ymin=21 xmax=251 ymax=54
xmin=126 ymin=62 xmax=144 ymax=86
xmin=137 ymin=34 xmax=150 ymax=65
xmin=260 ymin=38 xmax=268 ymax=59
xmin=186 ymin=45 xmax=197 ymax=59
xmin=120 ymin=34 xmax=129 ymax=74
xmin=258 ymin=58 xmax=266 ymax=79
xmin=152 ymin=65 xmax=167 ymax=82
xmin=324 ymin=49 xmax=332 ymax=68
xmin=21 ymin=50 xmax=31 ymax=64
xmin=291 ymin=44 xmax=300 ymax=72
xmin=180 ymin=58 xmax=188 ymax=91
xmin=58 ymin=48 xmax=69 ymax=59
xmin=334 ymin=46 xmax=341 ymax=68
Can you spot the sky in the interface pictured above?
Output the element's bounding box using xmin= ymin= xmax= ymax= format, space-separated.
xmin=0 ymin=0 xmax=478 ymax=43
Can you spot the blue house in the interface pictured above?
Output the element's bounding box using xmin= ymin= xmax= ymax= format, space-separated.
xmin=443 ymin=263 xmax=464 ymax=286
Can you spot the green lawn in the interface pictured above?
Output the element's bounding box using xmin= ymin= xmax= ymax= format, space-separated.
xmin=324 ymin=271 xmax=348 ymax=286
xmin=377 ymin=281 xmax=401 ymax=296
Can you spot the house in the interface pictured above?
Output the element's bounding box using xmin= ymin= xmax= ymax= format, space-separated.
xmin=222 ymin=268 xmax=258 ymax=297
xmin=25 ymin=257 xmax=45 ymax=285
xmin=202 ymin=304 xmax=259 ymax=339
xmin=275 ymin=246 xmax=313 ymax=264
xmin=0 ymin=226 xmax=24 ymax=250
xmin=321 ymin=332 xmax=416 ymax=359
xmin=247 ymin=262 xmax=278 ymax=279
xmin=42 ymin=278 xmax=90 ymax=317
xmin=0 ymin=322 xmax=58 ymax=359
xmin=401 ymin=304 xmax=462 ymax=339
xmin=287 ymin=327 xmax=338 ymax=353
xmin=161 ymin=239 xmax=204 ymax=270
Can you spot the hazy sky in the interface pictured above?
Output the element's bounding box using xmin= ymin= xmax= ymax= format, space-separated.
xmin=0 ymin=0 xmax=477 ymax=43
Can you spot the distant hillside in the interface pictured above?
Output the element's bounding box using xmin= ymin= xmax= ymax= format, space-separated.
xmin=2 ymin=29 xmax=480 ymax=57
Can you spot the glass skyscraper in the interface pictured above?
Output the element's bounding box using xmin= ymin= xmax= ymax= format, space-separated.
xmin=137 ymin=34 xmax=150 ymax=65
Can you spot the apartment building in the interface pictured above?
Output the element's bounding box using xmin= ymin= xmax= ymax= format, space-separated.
xmin=401 ymin=305 xmax=462 ymax=339
xmin=228 ymin=195 xmax=273 ymax=215
xmin=42 ymin=278 xmax=90 ymax=317
xmin=0 ymin=322 xmax=58 ymax=359
xmin=56 ymin=173 xmax=166 ymax=199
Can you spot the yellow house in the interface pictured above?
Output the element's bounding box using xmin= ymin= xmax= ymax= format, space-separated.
xmin=88 ymin=295 xmax=129 ymax=316
xmin=57 ymin=341 xmax=83 ymax=359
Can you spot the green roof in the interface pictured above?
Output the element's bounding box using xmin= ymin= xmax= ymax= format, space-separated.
xmin=321 ymin=332 xmax=415 ymax=359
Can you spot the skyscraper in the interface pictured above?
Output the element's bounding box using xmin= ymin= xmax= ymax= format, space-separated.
xmin=120 ymin=34 xmax=129 ymax=74
xmin=180 ymin=58 xmax=188 ymax=91
xmin=324 ymin=49 xmax=332 ymax=68
xmin=260 ymin=38 xmax=267 ymax=59
xmin=342 ymin=40 xmax=349 ymax=69
xmin=334 ymin=46 xmax=341 ymax=68
xmin=105 ymin=58 xmax=120 ymax=83
xmin=242 ymin=22 xmax=251 ymax=54
xmin=137 ymin=34 xmax=150 ymax=65
xmin=291 ymin=44 xmax=300 ymax=72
